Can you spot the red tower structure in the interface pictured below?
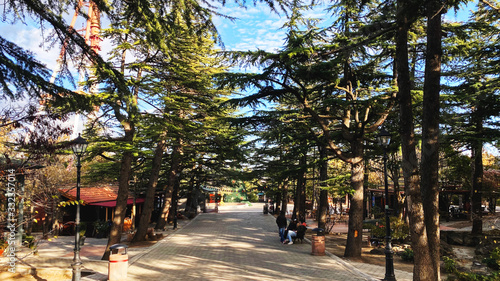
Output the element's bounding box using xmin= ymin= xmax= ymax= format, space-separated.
xmin=35 ymin=1 xmax=101 ymax=140
xmin=82 ymin=1 xmax=101 ymax=54
xmin=50 ymin=0 xmax=101 ymax=84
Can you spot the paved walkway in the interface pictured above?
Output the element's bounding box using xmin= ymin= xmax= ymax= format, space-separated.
xmin=1 ymin=203 xmax=415 ymax=280
xmin=126 ymin=204 xmax=375 ymax=281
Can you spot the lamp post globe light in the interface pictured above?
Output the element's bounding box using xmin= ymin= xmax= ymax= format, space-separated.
xmin=70 ymin=134 xmax=88 ymax=281
xmin=377 ymin=128 xmax=396 ymax=281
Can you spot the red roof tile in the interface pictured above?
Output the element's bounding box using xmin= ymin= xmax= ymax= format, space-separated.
xmin=59 ymin=185 xmax=137 ymax=205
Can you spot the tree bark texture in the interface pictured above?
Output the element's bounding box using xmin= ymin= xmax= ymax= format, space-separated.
xmin=421 ymin=2 xmax=443 ymax=279
xmin=275 ymin=188 xmax=282 ymax=215
xmin=132 ymin=140 xmax=165 ymax=242
xmin=169 ymin=176 xmax=180 ymax=221
xmin=101 ymin=148 xmax=133 ymax=260
xmin=155 ymin=144 xmax=182 ymax=230
xmin=298 ymin=154 xmax=307 ymax=222
xmin=471 ymin=118 xmax=483 ymax=235
xmin=292 ymin=179 xmax=297 ymax=220
xmin=280 ymin=182 xmax=288 ymax=215
xmin=344 ymin=141 xmax=364 ymax=258
xmin=317 ymin=142 xmax=328 ymax=230
xmin=396 ymin=1 xmax=435 ymax=279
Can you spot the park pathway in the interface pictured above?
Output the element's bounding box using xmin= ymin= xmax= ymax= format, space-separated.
xmin=127 ymin=203 xmax=374 ymax=281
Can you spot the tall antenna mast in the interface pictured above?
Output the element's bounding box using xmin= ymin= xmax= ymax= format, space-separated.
xmin=85 ymin=1 xmax=101 ymax=55
xmin=49 ymin=1 xmax=101 ymax=85
xmin=28 ymin=1 xmax=102 ymax=143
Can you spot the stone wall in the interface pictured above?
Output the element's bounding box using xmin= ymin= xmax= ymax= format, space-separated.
xmin=441 ymin=230 xmax=500 ymax=256
xmin=440 ymin=231 xmax=480 ymax=247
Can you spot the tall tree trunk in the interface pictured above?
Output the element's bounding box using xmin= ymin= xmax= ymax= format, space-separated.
xmin=298 ymin=154 xmax=307 ymax=221
xmin=317 ymin=141 xmax=328 ymax=230
xmin=275 ymin=187 xmax=282 ymax=215
xmin=281 ymin=182 xmax=288 ymax=215
xmin=155 ymin=144 xmax=182 ymax=230
xmin=101 ymin=45 xmax=140 ymax=260
xmin=184 ymin=169 xmax=202 ymax=217
xmin=132 ymin=140 xmax=165 ymax=242
xmin=471 ymin=115 xmax=483 ymax=235
xmin=169 ymin=174 xmax=180 ymax=223
xmin=344 ymin=140 xmax=364 ymax=258
xmin=292 ymin=179 xmax=297 ymax=220
xmin=363 ymin=157 xmax=369 ymax=219
xmin=421 ymin=1 xmax=443 ymax=279
xmin=396 ymin=1 xmax=435 ymax=279
xmin=102 ymin=143 xmax=133 ymax=260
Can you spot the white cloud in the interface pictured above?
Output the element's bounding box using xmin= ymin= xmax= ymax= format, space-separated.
xmin=1 ymin=22 xmax=60 ymax=71
xmin=0 ymin=2 xmax=329 ymax=76
xmin=212 ymin=1 xmax=289 ymax=52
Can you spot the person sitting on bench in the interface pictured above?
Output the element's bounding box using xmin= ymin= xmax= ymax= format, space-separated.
xmin=284 ymin=218 xmax=298 ymax=244
xmin=293 ymin=223 xmax=307 ymax=243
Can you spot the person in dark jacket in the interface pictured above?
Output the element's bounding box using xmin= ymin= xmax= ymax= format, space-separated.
xmin=284 ymin=218 xmax=298 ymax=244
xmin=276 ymin=211 xmax=287 ymax=243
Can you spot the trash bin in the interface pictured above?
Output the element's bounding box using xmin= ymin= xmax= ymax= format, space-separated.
xmin=263 ymin=203 xmax=269 ymax=214
xmin=311 ymin=228 xmax=325 ymax=256
xmin=108 ymin=244 xmax=128 ymax=281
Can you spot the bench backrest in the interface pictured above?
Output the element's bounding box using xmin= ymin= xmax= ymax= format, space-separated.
xmin=296 ymin=225 xmax=307 ymax=239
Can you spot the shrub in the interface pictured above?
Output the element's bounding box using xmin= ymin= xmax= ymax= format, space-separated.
xmin=390 ymin=216 xmax=409 ymax=240
xmin=443 ymin=256 xmax=457 ymax=274
xmin=400 ymin=248 xmax=414 ymax=262
xmin=246 ymin=192 xmax=258 ymax=202
xmin=483 ymin=247 xmax=500 ymax=271
xmin=371 ymin=206 xmax=383 ymax=219
xmin=445 ymin=255 xmax=500 ymax=281
xmin=453 ymin=271 xmax=500 ymax=281
xmin=369 ymin=221 xmax=385 ymax=238
xmin=22 ymin=235 xmax=38 ymax=250
xmin=93 ymin=220 xmax=110 ymax=237
xmin=0 ymin=238 xmax=7 ymax=250
xmin=365 ymin=216 xmax=409 ymax=240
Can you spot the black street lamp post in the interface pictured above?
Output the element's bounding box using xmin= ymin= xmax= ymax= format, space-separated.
xmin=378 ymin=128 xmax=396 ymax=281
xmin=70 ymin=134 xmax=88 ymax=281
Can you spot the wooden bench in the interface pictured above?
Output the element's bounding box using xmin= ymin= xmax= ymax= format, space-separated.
xmin=292 ymin=225 xmax=307 ymax=244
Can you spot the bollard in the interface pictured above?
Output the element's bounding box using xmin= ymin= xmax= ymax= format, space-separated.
xmin=108 ymin=244 xmax=128 ymax=281
xmin=311 ymin=228 xmax=325 ymax=256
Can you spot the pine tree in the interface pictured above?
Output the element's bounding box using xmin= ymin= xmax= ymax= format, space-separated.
xmin=221 ymin=1 xmax=396 ymax=258
xmin=442 ymin=2 xmax=500 ymax=236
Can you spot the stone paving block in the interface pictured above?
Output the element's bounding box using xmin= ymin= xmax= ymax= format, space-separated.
xmin=127 ymin=206 xmax=377 ymax=281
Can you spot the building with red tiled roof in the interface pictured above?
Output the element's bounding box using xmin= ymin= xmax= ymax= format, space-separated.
xmin=59 ymin=185 xmax=144 ymax=207
xmin=57 ymin=185 xmax=145 ymax=235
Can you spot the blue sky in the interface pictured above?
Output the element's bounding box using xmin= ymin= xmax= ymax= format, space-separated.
xmin=214 ymin=3 xmax=288 ymax=51
xmin=0 ymin=2 xmax=474 ymax=77
xmin=0 ymin=2 xmax=333 ymax=68
xmin=215 ymin=1 xmax=474 ymax=51
xmin=4 ymin=1 xmax=497 ymax=156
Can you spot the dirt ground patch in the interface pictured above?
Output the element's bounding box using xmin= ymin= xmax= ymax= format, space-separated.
xmin=0 ymin=266 xmax=73 ymax=281
xmin=0 ymin=240 xmax=161 ymax=281
xmin=320 ymin=232 xmax=415 ymax=273
xmin=317 ymin=216 xmax=500 ymax=276
xmin=126 ymin=239 xmax=159 ymax=248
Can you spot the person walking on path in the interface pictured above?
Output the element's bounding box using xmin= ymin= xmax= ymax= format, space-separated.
xmin=276 ymin=211 xmax=287 ymax=243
